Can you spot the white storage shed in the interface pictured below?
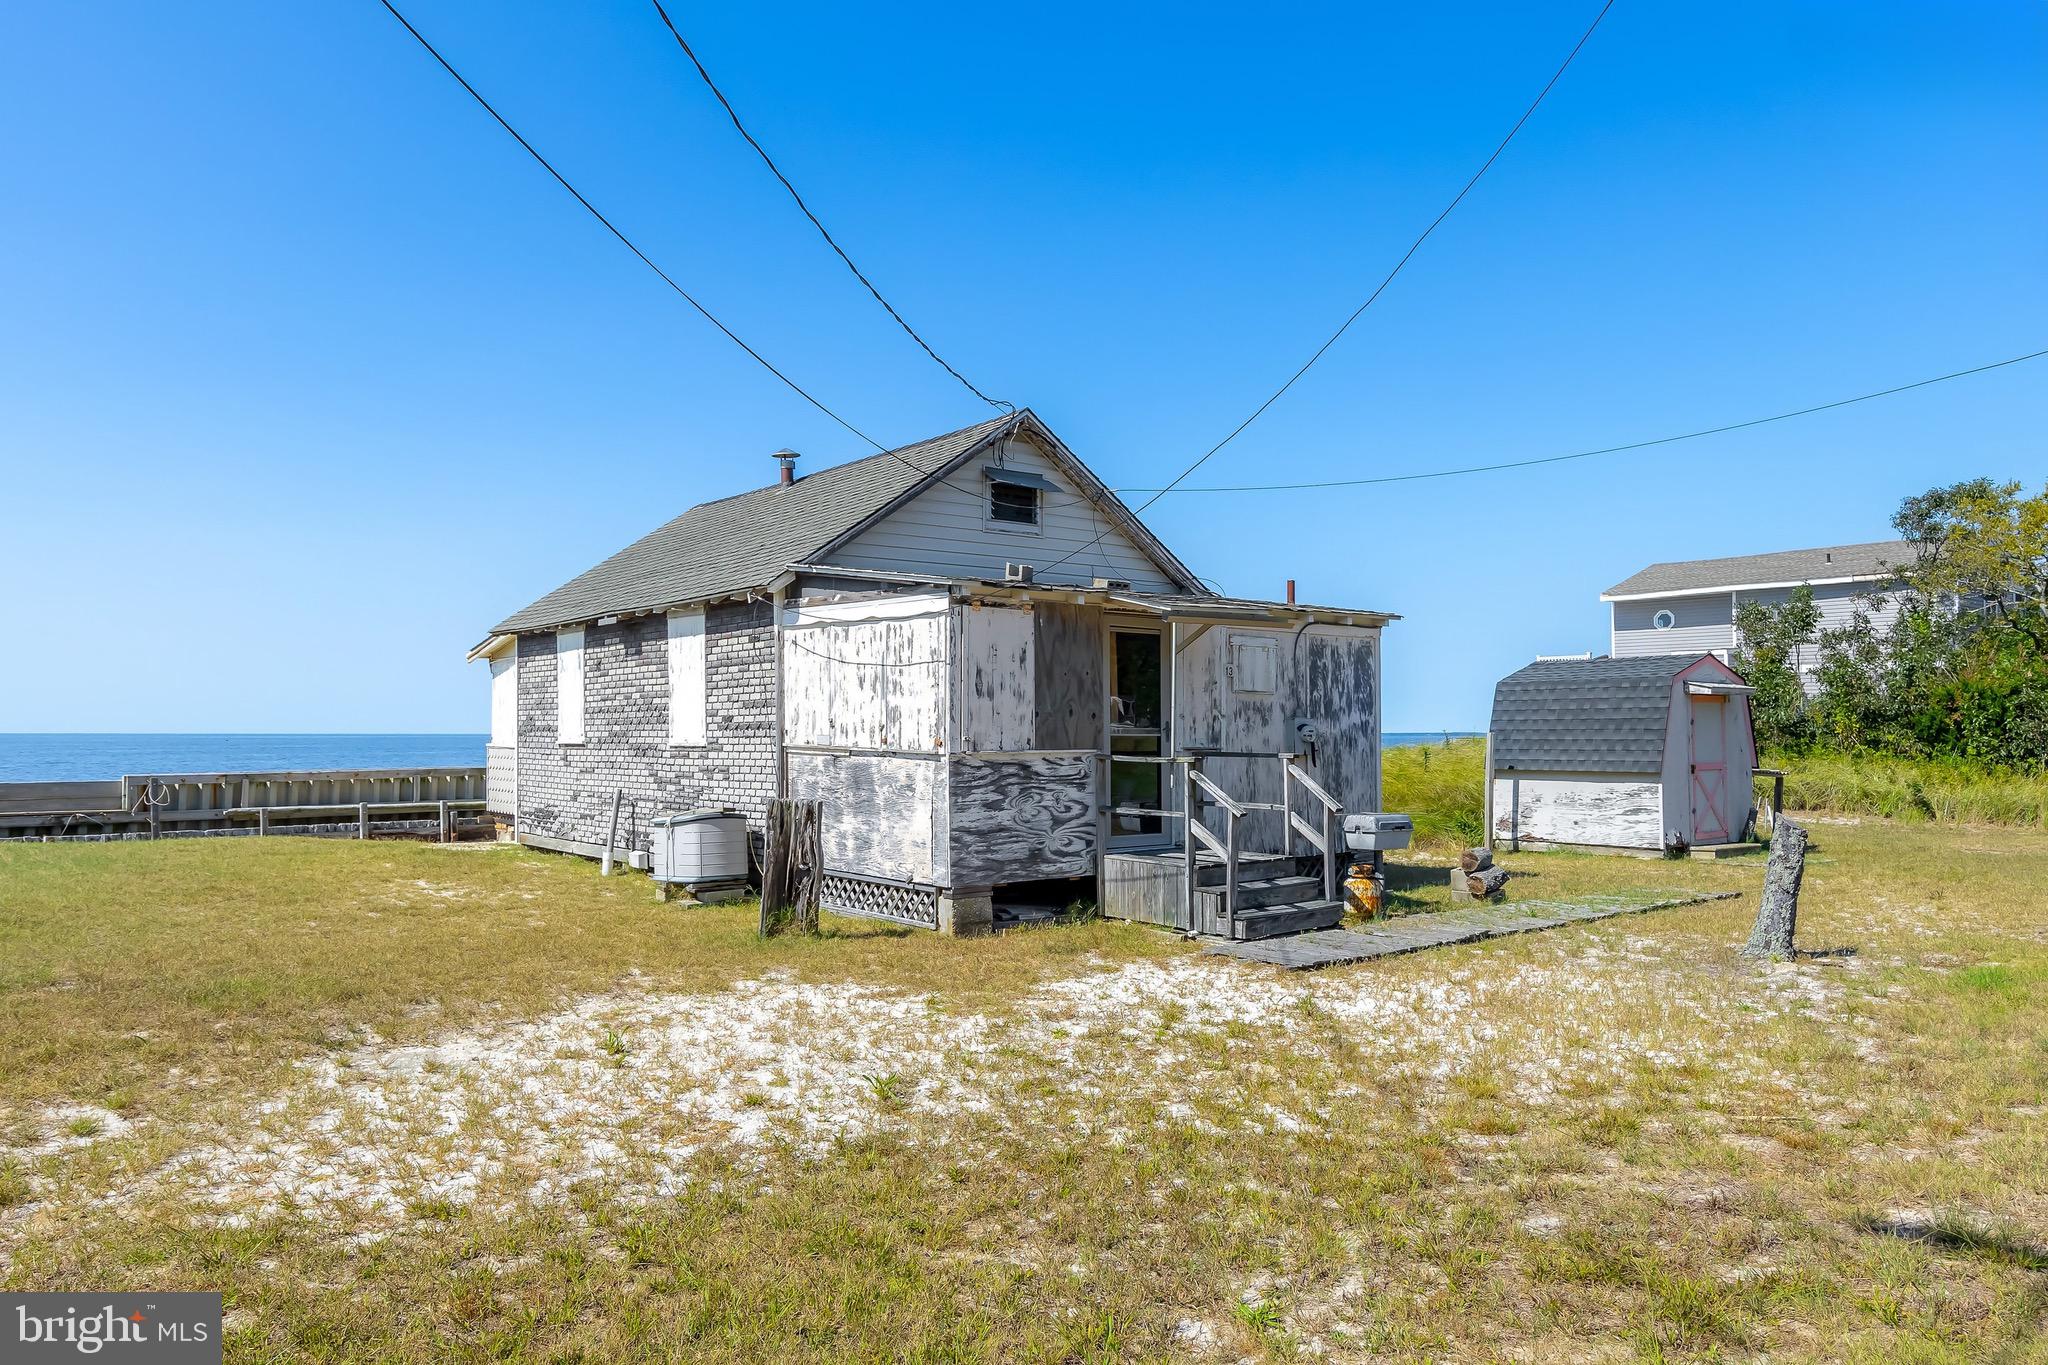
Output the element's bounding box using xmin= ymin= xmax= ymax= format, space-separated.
xmin=1487 ymin=654 xmax=1757 ymax=854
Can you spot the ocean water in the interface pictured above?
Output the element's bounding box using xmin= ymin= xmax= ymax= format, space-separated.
xmin=0 ymin=734 xmax=489 ymax=783
xmin=1385 ymin=731 xmax=1479 ymax=749
xmin=0 ymin=731 xmax=1474 ymax=783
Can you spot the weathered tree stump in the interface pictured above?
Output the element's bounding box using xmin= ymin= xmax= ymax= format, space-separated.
xmin=760 ymin=798 xmax=823 ymax=937
xmin=1740 ymin=818 xmax=1807 ymax=959
xmin=1460 ymin=847 xmax=1494 ymax=874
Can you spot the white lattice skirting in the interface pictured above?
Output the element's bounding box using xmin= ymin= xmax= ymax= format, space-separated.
xmin=818 ymin=873 xmax=940 ymax=929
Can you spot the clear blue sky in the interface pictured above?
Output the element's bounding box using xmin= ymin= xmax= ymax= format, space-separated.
xmin=3 ymin=1 xmax=2042 ymax=733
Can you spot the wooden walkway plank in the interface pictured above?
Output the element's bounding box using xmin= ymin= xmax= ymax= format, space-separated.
xmin=1203 ymin=891 xmax=1740 ymax=970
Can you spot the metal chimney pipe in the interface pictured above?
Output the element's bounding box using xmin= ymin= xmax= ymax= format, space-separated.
xmin=773 ymin=448 xmax=800 ymax=485
xmin=1285 ymin=579 xmax=1296 ymax=605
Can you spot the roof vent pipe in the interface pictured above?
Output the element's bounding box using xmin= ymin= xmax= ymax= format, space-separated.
xmin=773 ymin=449 xmax=800 ymax=485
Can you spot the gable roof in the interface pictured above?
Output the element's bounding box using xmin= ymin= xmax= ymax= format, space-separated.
xmin=1490 ymin=654 xmax=1709 ymax=775
xmin=487 ymin=410 xmax=1202 ymax=636
xmin=1602 ymin=539 xmax=1914 ymax=600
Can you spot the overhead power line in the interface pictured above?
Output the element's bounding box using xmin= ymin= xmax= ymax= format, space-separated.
xmin=1130 ymin=0 xmax=1618 ymax=507
xmin=647 ymin=1 xmax=1010 ymax=412
xmin=1113 ymin=347 xmax=2048 ymax=493
xmin=374 ymin=0 xmax=981 ymax=485
xmin=1033 ymin=0 xmax=1617 ymax=578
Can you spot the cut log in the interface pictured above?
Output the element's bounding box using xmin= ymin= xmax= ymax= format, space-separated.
xmin=1740 ymin=818 xmax=1807 ymax=959
xmin=1460 ymin=847 xmax=1494 ymax=874
xmin=1467 ymin=865 xmax=1511 ymax=898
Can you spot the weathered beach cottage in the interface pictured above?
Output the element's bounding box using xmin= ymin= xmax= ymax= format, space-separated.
xmin=471 ymin=411 xmax=1395 ymax=936
xmin=1487 ymin=653 xmax=1757 ymax=855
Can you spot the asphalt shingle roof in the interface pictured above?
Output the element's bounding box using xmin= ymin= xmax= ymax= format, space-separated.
xmin=489 ymin=415 xmax=1016 ymax=635
xmin=1603 ymin=540 xmax=1913 ymax=598
xmin=1489 ymin=655 xmax=1705 ymax=775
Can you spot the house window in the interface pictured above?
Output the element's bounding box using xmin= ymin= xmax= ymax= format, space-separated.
xmin=1652 ymin=608 xmax=1676 ymax=630
xmin=667 ymin=608 xmax=706 ymax=747
xmin=1228 ymin=634 xmax=1278 ymax=694
xmin=989 ymin=480 xmax=1039 ymax=528
xmin=556 ymin=627 xmax=585 ymax=744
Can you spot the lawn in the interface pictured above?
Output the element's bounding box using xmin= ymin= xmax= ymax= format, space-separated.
xmin=1 ymin=823 xmax=2044 ymax=1361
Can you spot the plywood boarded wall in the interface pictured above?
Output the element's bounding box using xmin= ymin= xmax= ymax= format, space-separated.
xmin=1032 ymin=602 xmax=1102 ymax=751
xmin=786 ymin=750 xmax=949 ymax=883
xmin=782 ymin=594 xmax=950 ymax=752
xmin=948 ymin=753 xmax=1096 ymax=887
xmin=952 ymin=602 xmax=1034 ymax=752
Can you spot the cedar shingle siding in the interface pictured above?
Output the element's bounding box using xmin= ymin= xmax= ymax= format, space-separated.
xmin=515 ymin=598 xmax=775 ymax=850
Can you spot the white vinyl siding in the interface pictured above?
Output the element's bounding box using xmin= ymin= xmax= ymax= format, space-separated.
xmin=488 ymin=653 xmax=517 ymax=746
xmin=556 ymin=627 xmax=585 ymax=745
xmin=820 ymin=432 xmax=1180 ymax=591
xmin=667 ymin=608 xmax=707 ymax=747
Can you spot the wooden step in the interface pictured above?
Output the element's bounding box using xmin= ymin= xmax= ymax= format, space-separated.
xmin=1230 ymin=900 xmax=1345 ymax=941
xmin=1187 ymin=850 xmax=1304 ymax=889
xmin=1193 ymin=875 xmax=1322 ymax=922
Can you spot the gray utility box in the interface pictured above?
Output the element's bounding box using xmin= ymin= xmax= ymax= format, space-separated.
xmin=1342 ymin=812 xmax=1414 ymax=853
xmin=649 ymin=810 xmax=750 ymax=886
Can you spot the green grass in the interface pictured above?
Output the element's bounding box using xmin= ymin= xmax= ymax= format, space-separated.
xmin=4 ymin=824 xmax=2048 ymax=1361
xmin=1766 ymin=748 xmax=2048 ymax=827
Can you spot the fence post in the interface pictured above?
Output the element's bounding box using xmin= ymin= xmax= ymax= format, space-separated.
xmin=600 ymin=789 xmax=622 ymax=875
xmin=258 ymin=808 xmax=269 ymax=838
xmin=357 ymin=803 xmax=370 ymax=840
xmin=438 ymin=800 xmax=451 ymax=844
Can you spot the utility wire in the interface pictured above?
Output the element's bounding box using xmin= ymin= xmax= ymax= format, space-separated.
xmin=1114 ymin=347 xmax=2048 ymax=493
xmin=646 ymin=0 xmax=1011 ymax=412
xmin=375 ymin=0 xmax=983 ymax=487
xmin=1141 ymin=0 xmax=1617 ymax=503
xmin=1032 ymin=0 xmax=1617 ymax=577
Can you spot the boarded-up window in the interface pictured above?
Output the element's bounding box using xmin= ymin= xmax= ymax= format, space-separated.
xmin=489 ymin=653 xmax=517 ymax=746
xmin=1228 ymin=634 xmax=1278 ymax=694
xmin=556 ymin=627 xmax=584 ymax=744
xmin=668 ymin=608 xmax=707 ymax=746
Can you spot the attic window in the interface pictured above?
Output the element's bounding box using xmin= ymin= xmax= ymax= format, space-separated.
xmin=990 ymin=481 xmax=1038 ymax=525
xmin=1652 ymin=609 xmax=1676 ymax=630
xmin=983 ymin=467 xmax=1048 ymax=531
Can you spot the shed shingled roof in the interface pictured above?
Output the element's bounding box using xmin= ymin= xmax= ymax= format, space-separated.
xmin=1489 ymin=655 xmax=1704 ymax=775
xmin=1603 ymin=539 xmax=1913 ymax=598
xmin=489 ymin=415 xmax=1017 ymax=635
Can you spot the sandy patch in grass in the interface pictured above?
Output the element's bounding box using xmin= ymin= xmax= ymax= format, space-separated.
xmin=2 ymin=1105 xmax=131 ymax=1160
xmin=146 ymin=942 xmax=1812 ymax=1227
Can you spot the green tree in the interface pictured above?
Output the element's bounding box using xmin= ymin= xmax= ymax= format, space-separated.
xmin=1800 ymin=477 xmax=2048 ymax=767
xmin=1892 ymin=477 xmax=2048 ymax=653
xmin=1732 ymin=585 xmax=1819 ymax=751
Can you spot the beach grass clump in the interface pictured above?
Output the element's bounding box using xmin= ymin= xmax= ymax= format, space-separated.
xmin=1383 ymin=736 xmax=1487 ymax=847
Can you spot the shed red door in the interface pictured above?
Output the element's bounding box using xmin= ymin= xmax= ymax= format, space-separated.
xmin=1688 ymin=694 xmax=1730 ymax=843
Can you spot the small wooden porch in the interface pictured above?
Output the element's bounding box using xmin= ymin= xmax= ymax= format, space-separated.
xmin=1098 ymin=749 xmax=1349 ymax=940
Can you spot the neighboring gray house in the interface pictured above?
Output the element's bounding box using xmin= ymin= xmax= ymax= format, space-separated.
xmin=471 ymin=410 xmax=1395 ymax=937
xmin=1488 ymin=653 xmax=1757 ymax=854
xmin=1602 ymin=539 xmax=1912 ymax=689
